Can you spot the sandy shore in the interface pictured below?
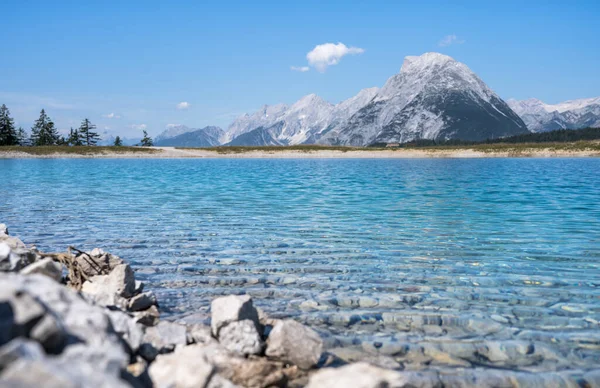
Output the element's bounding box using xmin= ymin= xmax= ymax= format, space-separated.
xmin=1 ymin=146 xmax=599 ymax=159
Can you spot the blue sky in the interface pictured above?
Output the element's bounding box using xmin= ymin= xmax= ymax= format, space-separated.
xmin=2 ymin=0 xmax=599 ymax=138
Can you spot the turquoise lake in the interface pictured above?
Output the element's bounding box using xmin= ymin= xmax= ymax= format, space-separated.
xmin=1 ymin=158 xmax=599 ymax=375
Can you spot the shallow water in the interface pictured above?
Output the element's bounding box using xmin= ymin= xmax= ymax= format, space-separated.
xmin=1 ymin=158 xmax=599 ymax=376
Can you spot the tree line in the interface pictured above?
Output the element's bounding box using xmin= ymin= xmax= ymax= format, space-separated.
xmin=0 ymin=104 xmax=153 ymax=147
xmin=369 ymin=127 xmax=600 ymax=147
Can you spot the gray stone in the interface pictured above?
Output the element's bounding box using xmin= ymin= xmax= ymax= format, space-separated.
xmin=0 ymin=281 xmax=66 ymax=353
xmin=75 ymin=250 xmax=124 ymax=278
xmin=128 ymin=291 xmax=157 ymax=312
xmin=306 ymin=362 xmax=440 ymax=388
xmin=134 ymin=305 xmax=160 ymax=326
xmin=186 ymin=323 xmax=216 ymax=345
xmin=105 ymin=309 xmax=145 ymax=354
xmin=211 ymin=294 xmax=260 ymax=337
xmin=134 ymin=280 xmax=144 ymax=295
xmin=0 ymin=243 xmax=38 ymax=273
xmin=0 ymin=339 xmax=45 ymax=369
xmin=1 ymin=358 xmax=131 ymax=388
xmin=0 ymin=224 xmax=8 ymax=235
xmin=143 ymin=321 xmax=187 ymax=354
xmin=150 ymin=343 xmax=287 ymax=388
xmin=0 ymin=233 xmax=25 ymax=250
xmin=148 ymin=346 xmax=215 ymax=388
xmin=266 ymin=319 xmax=323 ymax=369
xmin=82 ymin=291 xmax=129 ymax=310
xmin=219 ymin=320 xmax=264 ymax=357
xmin=81 ymin=263 xmax=135 ymax=299
xmin=0 ymin=273 xmax=130 ymax=369
xmin=20 ymin=258 xmax=63 ymax=282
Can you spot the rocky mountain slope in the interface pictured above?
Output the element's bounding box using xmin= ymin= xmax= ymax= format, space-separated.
xmin=507 ymin=97 xmax=600 ymax=132
xmin=223 ymin=88 xmax=381 ymax=146
xmin=154 ymin=125 xmax=224 ymax=147
xmin=320 ymin=53 xmax=528 ymax=145
xmin=224 ymin=53 xmax=528 ymax=146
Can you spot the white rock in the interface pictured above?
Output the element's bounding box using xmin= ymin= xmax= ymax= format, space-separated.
xmin=265 ymin=319 xmax=323 ymax=369
xmin=306 ymin=362 xmax=440 ymax=388
xmin=149 ymin=347 xmax=215 ymax=388
xmin=20 ymin=258 xmax=63 ymax=282
xmin=128 ymin=291 xmax=157 ymax=311
xmin=143 ymin=321 xmax=187 ymax=354
xmin=218 ymin=320 xmax=264 ymax=357
xmin=186 ymin=324 xmax=216 ymax=345
xmin=81 ymin=263 xmax=135 ymax=299
xmin=210 ymin=294 xmax=260 ymax=337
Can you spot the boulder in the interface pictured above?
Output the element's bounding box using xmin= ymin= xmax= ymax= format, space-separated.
xmin=0 ymin=243 xmax=38 ymax=272
xmin=148 ymin=348 xmax=215 ymax=388
xmin=105 ymin=309 xmax=145 ymax=354
xmin=75 ymin=249 xmax=124 ymax=278
xmin=149 ymin=343 xmax=289 ymax=388
xmin=0 ymin=281 xmax=67 ymax=353
xmin=134 ymin=305 xmax=160 ymax=327
xmin=0 ymin=233 xmax=25 ymax=250
xmin=218 ymin=320 xmax=264 ymax=357
xmin=81 ymin=263 xmax=135 ymax=299
xmin=128 ymin=291 xmax=157 ymax=312
xmin=134 ymin=280 xmax=144 ymax=295
xmin=20 ymin=258 xmax=63 ymax=282
xmin=0 ymin=224 xmax=8 ymax=235
xmin=0 ymin=273 xmax=130 ymax=367
xmin=0 ymin=339 xmax=45 ymax=370
xmin=305 ymin=362 xmax=441 ymax=388
xmin=266 ymin=320 xmax=323 ymax=370
xmin=1 ymin=358 xmax=131 ymax=388
xmin=210 ymin=295 xmax=260 ymax=337
xmin=142 ymin=321 xmax=187 ymax=355
xmin=186 ymin=323 xmax=216 ymax=346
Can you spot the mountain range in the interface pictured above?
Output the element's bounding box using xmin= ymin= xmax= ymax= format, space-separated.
xmin=507 ymin=97 xmax=600 ymax=132
xmin=152 ymin=52 xmax=599 ymax=147
xmin=154 ymin=125 xmax=224 ymax=147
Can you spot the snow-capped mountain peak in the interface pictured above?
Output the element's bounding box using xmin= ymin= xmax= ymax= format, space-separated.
xmin=155 ymin=125 xmax=193 ymax=142
xmin=507 ymin=96 xmax=600 ymax=132
xmin=320 ymin=52 xmax=527 ymax=145
xmin=225 ymin=52 xmax=530 ymax=146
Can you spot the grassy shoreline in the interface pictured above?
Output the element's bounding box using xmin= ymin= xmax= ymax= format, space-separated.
xmin=0 ymin=146 xmax=158 ymax=156
xmin=183 ymin=140 xmax=600 ymax=154
xmin=0 ymin=141 xmax=599 ymax=158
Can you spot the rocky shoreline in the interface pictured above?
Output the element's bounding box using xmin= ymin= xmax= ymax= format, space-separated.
xmin=1 ymin=224 xmax=599 ymax=387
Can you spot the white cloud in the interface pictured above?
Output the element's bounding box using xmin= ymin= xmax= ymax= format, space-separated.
xmin=176 ymin=101 xmax=191 ymax=110
xmin=306 ymin=42 xmax=364 ymax=72
xmin=103 ymin=113 xmax=121 ymax=119
xmin=438 ymin=34 xmax=465 ymax=47
xmin=291 ymin=66 xmax=310 ymax=72
xmin=166 ymin=123 xmax=181 ymax=129
xmin=130 ymin=124 xmax=147 ymax=130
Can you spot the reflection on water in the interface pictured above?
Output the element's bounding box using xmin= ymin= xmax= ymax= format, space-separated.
xmin=1 ymin=158 xmax=599 ymax=378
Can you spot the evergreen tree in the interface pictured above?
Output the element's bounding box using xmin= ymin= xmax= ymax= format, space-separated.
xmin=140 ymin=130 xmax=153 ymax=146
xmin=56 ymin=135 xmax=68 ymax=146
xmin=0 ymin=104 xmax=18 ymax=146
xmin=30 ymin=109 xmax=59 ymax=146
xmin=68 ymin=128 xmax=82 ymax=146
xmin=114 ymin=136 xmax=123 ymax=146
xmin=16 ymin=127 xmax=28 ymax=146
xmin=78 ymin=118 xmax=100 ymax=146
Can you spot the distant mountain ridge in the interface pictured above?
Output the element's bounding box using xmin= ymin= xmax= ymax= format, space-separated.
xmin=154 ymin=125 xmax=224 ymax=147
xmin=223 ymin=52 xmax=528 ymax=146
xmin=507 ymin=97 xmax=600 ymax=132
xmin=152 ymin=53 xmax=598 ymax=147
